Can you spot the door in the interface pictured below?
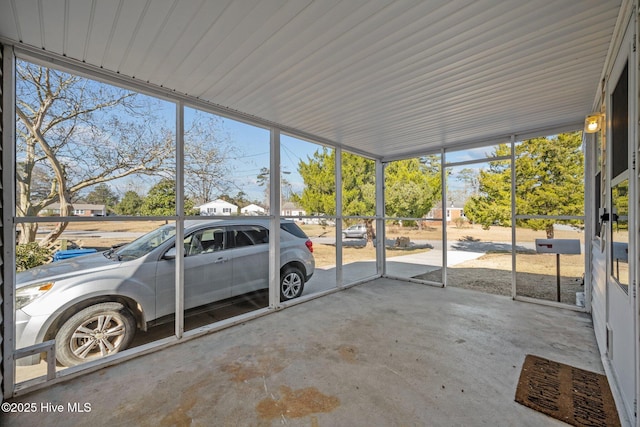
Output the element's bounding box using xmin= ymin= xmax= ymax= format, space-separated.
xmin=229 ymin=224 xmax=269 ymax=297
xmin=155 ymin=226 xmax=232 ymax=318
xmin=604 ymin=17 xmax=636 ymax=422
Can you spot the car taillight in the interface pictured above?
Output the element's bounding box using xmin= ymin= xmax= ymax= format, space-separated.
xmin=305 ymin=239 xmax=313 ymax=253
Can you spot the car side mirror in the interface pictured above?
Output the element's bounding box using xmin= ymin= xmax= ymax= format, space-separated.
xmin=163 ymin=247 xmax=177 ymax=259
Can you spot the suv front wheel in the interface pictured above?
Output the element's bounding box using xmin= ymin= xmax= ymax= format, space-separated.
xmin=55 ymin=302 xmax=136 ymax=367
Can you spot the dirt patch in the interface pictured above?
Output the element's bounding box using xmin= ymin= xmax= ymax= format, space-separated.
xmin=220 ymin=348 xmax=287 ymax=383
xmin=416 ymin=252 xmax=585 ymax=304
xmin=256 ymin=386 xmax=340 ymax=420
xmin=337 ymin=345 xmax=358 ymax=363
xmin=159 ymin=378 xmax=209 ymax=427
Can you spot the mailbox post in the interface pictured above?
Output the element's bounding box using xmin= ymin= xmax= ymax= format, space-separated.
xmin=534 ymin=239 xmax=581 ymax=302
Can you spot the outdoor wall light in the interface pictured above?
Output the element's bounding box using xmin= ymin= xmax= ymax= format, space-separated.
xmin=584 ymin=113 xmax=603 ymax=133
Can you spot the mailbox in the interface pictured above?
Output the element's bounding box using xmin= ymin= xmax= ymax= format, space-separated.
xmin=534 ymin=238 xmax=581 ymax=303
xmin=535 ymin=239 xmax=581 ymax=255
xmin=612 ymin=242 xmax=628 ymax=262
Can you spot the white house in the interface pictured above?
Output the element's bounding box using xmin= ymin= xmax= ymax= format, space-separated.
xmin=241 ymin=204 xmax=266 ymax=215
xmin=281 ymin=202 xmax=305 ymax=217
xmin=196 ymin=199 xmax=238 ymax=216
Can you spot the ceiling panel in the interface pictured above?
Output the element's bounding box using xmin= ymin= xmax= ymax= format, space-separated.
xmin=40 ymin=0 xmax=66 ymax=53
xmin=148 ymin=0 xmax=233 ymax=87
xmin=127 ymin=0 xmax=199 ymax=80
xmin=0 ymin=0 xmax=623 ymax=160
xmin=65 ymin=0 xmax=94 ymax=57
xmin=116 ymin=0 xmax=177 ymax=76
xmin=99 ymin=1 xmax=150 ymax=71
xmin=82 ymin=1 xmax=120 ymax=67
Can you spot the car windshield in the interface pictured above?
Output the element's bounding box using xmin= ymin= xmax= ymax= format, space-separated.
xmin=115 ymin=224 xmax=176 ymax=261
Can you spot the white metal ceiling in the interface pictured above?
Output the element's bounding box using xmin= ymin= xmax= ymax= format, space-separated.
xmin=0 ymin=0 xmax=622 ymax=160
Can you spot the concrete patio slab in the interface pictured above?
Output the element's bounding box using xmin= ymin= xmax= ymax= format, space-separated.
xmin=1 ymin=278 xmax=604 ymax=426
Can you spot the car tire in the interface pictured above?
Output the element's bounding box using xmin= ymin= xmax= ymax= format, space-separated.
xmin=280 ymin=266 xmax=305 ymax=301
xmin=55 ymin=302 xmax=136 ymax=367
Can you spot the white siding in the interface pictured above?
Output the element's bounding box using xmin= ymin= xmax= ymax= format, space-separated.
xmin=590 ymin=240 xmax=607 ymax=355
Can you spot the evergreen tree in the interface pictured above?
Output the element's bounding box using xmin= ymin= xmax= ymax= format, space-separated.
xmin=296 ymin=148 xmax=337 ymax=216
xmin=384 ymin=156 xmax=440 ymax=219
xmin=296 ymin=150 xmax=440 ymax=245
xmin=139 ymin=179 xmax=196 ymax=216
xmin=464 ymin=132 xmax=584 ymax=237
xmin=85 ymin=184 xmax=119 ymax=212
xmin=115 ymin=191 xmax=144 ymax=216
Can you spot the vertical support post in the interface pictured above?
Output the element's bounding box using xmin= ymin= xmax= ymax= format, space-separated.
xmin=511 ymin=136 xmax=517 ymax=299
xmin=335 ymin=147 xmax=343 ymax=287
xmin=269 ymin=128 xmax=281 ymax=308
xmin=583 ymin=127 xmax=594 ymax=313
xmin=174 ymin=102 xmax=184 ymax=340
xmin=441 ymin=148 xmax=447 ymax=286
xmin=556 ymin=253 xmax=561 ymax=302
xmin=375 ymin=159 xmax=385 ymax=276
xmin=635 ymin=8 xmax=640 ymax=419
xmin=2 ymin=45 xmax=16 ymax=399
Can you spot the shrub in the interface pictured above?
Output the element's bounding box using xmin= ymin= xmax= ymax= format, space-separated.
xmin=453 ymin=216 xmax=468 ymax=228
xmin=16 ymin=243 xmax=52 ymax=271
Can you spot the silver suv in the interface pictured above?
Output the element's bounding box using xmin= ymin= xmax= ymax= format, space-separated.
xmin=342 ymin=224 xmax=368 ymax=239
xmin=15 ymin=219 xmax=314 ymax=366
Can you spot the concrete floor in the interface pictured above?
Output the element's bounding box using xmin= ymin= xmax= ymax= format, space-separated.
xmin=1 ymin=278 xmax=604 ymax=426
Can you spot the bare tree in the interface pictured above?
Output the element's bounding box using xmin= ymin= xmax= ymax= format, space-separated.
xmin=256 ymin=167 xmax=293 ymax=213
xmin=183 ymin=112 xmax=236 ymax=205
xmin=16 ymin=60 xmax=174 ymax=245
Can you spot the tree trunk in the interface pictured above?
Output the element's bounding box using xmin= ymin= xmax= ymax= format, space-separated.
xmin=39 ymin=194 xmax=73 ymax=247
xmin=40 ymin=220 xmax=70 ymax=247
xmin=18 ymin=223 xmax=38 ymax=245
xmin=545 ymin=223 xmax=554 ymax=239
xmin=365 ymin=218 xmax=376 ymax=249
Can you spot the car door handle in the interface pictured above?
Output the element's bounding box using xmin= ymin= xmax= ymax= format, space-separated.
xmin=214 ymin=257 xmax=228 ymax=264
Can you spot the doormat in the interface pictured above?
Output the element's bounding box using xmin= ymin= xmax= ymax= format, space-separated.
xmin=515 ymin=354 xmax=620 ymax=427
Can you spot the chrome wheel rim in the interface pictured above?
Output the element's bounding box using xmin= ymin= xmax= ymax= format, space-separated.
xmin=70 ymin=314 xmax=127 ymax=360
xmin=282 ymin=272 xmax=302 ymax=299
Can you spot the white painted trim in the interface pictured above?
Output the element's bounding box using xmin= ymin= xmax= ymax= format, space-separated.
xmin=511 ymin=137 xmax=517 ymax=300
xmin=175 ymin=102 xmax=184 ymax=340
xmin=1 ymin=44 xmax=16 ymax=401
xmin=375 ymin=160 xmax=385 ymax=276
xmin=269 ymin=128 xmax=281 ymax=309
xmin=441 ymin=148 xmax=447 ymax=287
xmin=336 ymin=147 xmax=343 ymax=287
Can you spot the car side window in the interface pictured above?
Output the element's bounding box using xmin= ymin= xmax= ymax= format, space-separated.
xmin=231 ymin=225 xmax=269 ymax=248
xmin=185 ymin=227 xmax=225 ymax=256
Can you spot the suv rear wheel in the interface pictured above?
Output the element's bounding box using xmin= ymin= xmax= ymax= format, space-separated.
xmin=280 ymin=266 xmax=304 ymax=301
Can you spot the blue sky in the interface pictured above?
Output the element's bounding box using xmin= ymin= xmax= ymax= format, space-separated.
xmin=109 ymin=106 xmax=324 ymax=203
xmin=221 ymin=119 xmax=323 ymax=202
xmin=188 ymin=114 xmax=505 ymax=203
xmin=107 ymin=106 xmax=504 ymax=204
